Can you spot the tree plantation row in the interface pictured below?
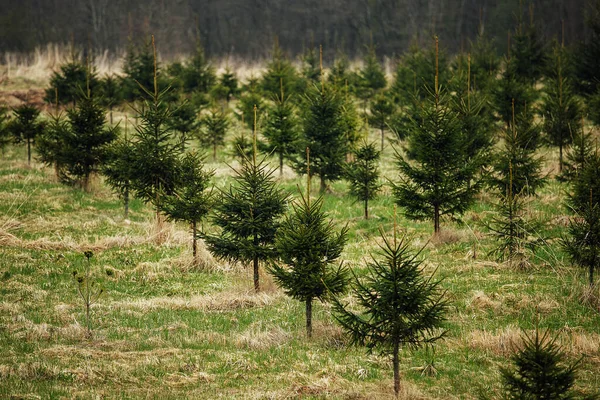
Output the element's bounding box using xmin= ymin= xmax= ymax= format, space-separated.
xmin=1 ymin=6 xmax=600 ymax=397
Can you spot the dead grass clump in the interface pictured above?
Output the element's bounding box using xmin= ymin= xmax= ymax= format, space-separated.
xmin=577 ymin=284 xmax=600 ymax=312
xmin=314 ymin=321 xmax=347 ymax=349
xmin=164 ymin=371 xmax=214 ymax=388
xmin=235 ymin=323 xmax=290 ymax=350
xmin=430 ymin=228 xmax=466 ymax=247
xmin=467 ymin=290 xmax=502 ymax=312
xmin=467 ymin=325 xmax=523 ymax=356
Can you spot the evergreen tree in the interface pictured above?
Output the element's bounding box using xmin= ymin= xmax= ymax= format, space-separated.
xmin=261 ymin=89 xmax=299 ymax=175
xmin=333 ymin=228 xmax=448 ymax=397
xmin=57 ymin=91 xmax=117 ymax=191
xmin=296 ymin=82 xmax=349 ymax=193
xmin=500 ymin=329 xmax=581 ymax=399
xmin=167 ymin=100 xmax=199 ymax=152
xmin=161 ymin=151 xmax=214 ymax=265
xmin=510 ymin=8 xmax=548 ymax=86
xmin=300 ymin=46 xmax=320 ymax=85
xmin=327 ymin=51 xmax=352 ymax=90
xmin=217 ymin=67 xmax=239 ymax=103
xmin=129 ymin=37 xmax=182 ymax=217
xmin=102 ymin=122 xmax=135 ymax=218
xmin=179 ymin=38 xmax=216 ymax=94
xmin=199 ymin=109 xmax=229 ymax=161
xmin=369 ymin=92 xmax=395 ymax=151
xmin=8 ymin=104 xmax=45 ymax=165
xmin=237 ymin=91 xmax=264 ymax=130
xmin=44 ymin=56 xmax=100 ymax=106
xmin=262 ymin=41 xmax=299 ymax=100
xmin=541 ymin=42 xmax=582 ymax=174
xmin=392 ymin=46 xmax=484 ymax=235
xmin=203 ymin=145 xmax=288 ymax=292
xmin=98 ymin=73 xmax=121 ymax=125
xmin=344 ymin=140 xmax=381 ymax=219
xmin=568 ymin=151 xmax=600 ymax=213
xmin=562 ymin=118 xmax=594 ymax=181
xmin=121 ymin=39 xmax=157 ymax=102
xmin=492 ymin=101 xmax=545 ymax=196
xmin=268 ymin=189 xmax=348 ymax=337
xmin=0 ymin=106 xmax=11 ymax=154
xmin=36 ymin=110 xmax=69 ymax=178
xmin=574 ymin=0 xmax=600 ymax=97
xmin=230 ymin=126 xmax=253 ymax=164
xmin=469 ymin=32 xmax=501 ymax=92
xmin=493 ymin=57 xmax=538 ymax=128
xmin=356 ymin=44 xmax=387 ymax=107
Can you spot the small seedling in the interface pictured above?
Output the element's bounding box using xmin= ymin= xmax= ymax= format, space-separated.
xmin=72 ymin=251 xmax=104 ymax=339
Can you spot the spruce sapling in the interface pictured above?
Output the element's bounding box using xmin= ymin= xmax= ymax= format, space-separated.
xmin=102 ymin=118 xmax=135 ymax=218
xmin=369 ymin=92 xmax=395 ymax=151
xmin=333 ymin=215 xmax=448 ymax=397
xmin=344 ymin=137 xmax=381 ymax=219
xmin=199 ymin=108 xmax=229 ymax=161
xmin=8 ymin=105 xmax=45 ymax=166
xmin=269 ymin=149 xmax=348 ymax=337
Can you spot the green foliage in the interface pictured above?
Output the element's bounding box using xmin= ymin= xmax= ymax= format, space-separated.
xmin=7 ymin=104 xmax=45 ymax=165
xmin=101 ymin=126 xmax=136 ymax=218
xmin=260 ymin=92 xmax=299 ymax=175
xmin=332 ymin=230 xmax=447 ymax=396
xmin=203 ymin=156 xmax=288 ymax=291
xmin=268 ymin=192 xmax=348 ymax=337
xmin=561 ymin=122 xmax=594 ymax=181
xmin=300 ymin=46 xmax=321 ymax=85
xmin=44 ymin=59 xmax=100 ymax=105
xmin=237 ymin=91 xmax=264 ymax=130
xmin=72 ymin=251 xmax=104 ymax=339
xmin=121 ymin=39 xmax=172 ymax=103
xmin=0 ymin=106 xmax=11 ymax=152
xmin=492 ymin=107 xmax=546 ymax=196
xmin=541 ymin=43 xmax=582 ymax=173
xmin=493 ymin=58 xmax=538 ymax=128
xmin=160 ymin=151 xmax=214 ymax=263
xmin=568 ymin=151 xmax=600 ymax=213
xmin=216 ymin=67 xmax=239 ymax=103
xmin=356 ymin=44 xmax=387 ymax=100
xmin=469 ymin=33 xmax=501 ymax=92
xmin=199 ymin=109 xmax=229 ymax=160
xmin=564 ymin=198 xmax=600 ymax=288
xmin=343 ymin=140 xmax=381 ymax=219
xmin=392 ymin=88 xmax=484 ymax=234
xmin=510 ymin=16 xmax=548 ymax=86
xmin=262 ymin=42 xmax=299 ymax=99
xmin=171 ymin=40 xmax=216 ymax=94
xmin=574 ymin=1 xmax=600 ymax=97
xmin=500 ymin=329 xmax=581 ymax=399
xmin=369 ymin=92 xmax=395 ymax=151
xmin=327 ymin=52 xmax=353 ymax=90
xmin=167 ymin=100 xmax=199 ymax=152
xmin=296 ymin=83 xmax=350 ymax=192
xmin=56 ymin=93 xmax=117 ymax=190
xmin=97 ymin=74 xmax=121 ymax=122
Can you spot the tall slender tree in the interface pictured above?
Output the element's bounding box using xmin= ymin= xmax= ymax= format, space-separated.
xmin=8 ymin=105 xmax=45 ymax=165
xmin=199 ymin=109 xmax=229 ymax=161
xmin=369 ymin=92 xmax=395 ymax=151
xmin=344 ymin=139 xmax=381 ymax=219
xmin=102 ymin=119 xmax=135 ymax=218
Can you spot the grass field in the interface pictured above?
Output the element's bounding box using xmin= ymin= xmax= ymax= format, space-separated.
xmin=1 ymin=98 xmax=599 ymax=398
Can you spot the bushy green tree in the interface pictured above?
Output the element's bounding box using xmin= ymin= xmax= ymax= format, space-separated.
xmin=199 ymin=109 xmax=229 ymax=161
xmin=327 ymin=52 xmax=353 ymax=90
xmin=501 ymin=329 xmax=582 ymax=399
xmin=177 ymin=39 xmax=216 ymax=94
xmin=0 ymin=106 xmax=11 ymax=154
xmin=8 ymin=104 xmax=45 ymax=165
xmin=562 ymin=119 xmax=593 ymax=181
xmin=333 ymin=229 xmax=448 ymax=397
xmin=58 ymin=92 xmax=117 ymax=190
xmin=167 ymin=100 xmax=199 ymax=152
xmin=568 ymin=151 xmax=600 ymax=213
xmin=269 ymin=191 xmax=348 ymax=337
xmin=541 ymin=42 xmax=582 ymax=173
xmin=469 ymin=33 xmax=501 ymax=92
xmin=261 ymin=91 xmax=299 ymax=175
xmin=36 ymin=110 xmax=69 ymax=178
xmin=574 ymin=0 xmax=600 ymax=97
xmin=44 ymin=57 xmax=100 ymax=106
xmin=237 ymin=91 xmax=264 ymax=130
xmin=356 ymin=44 xmax=387 ymax=103
xmin=216 ymin=67 xmax=239 ymax=103
xmin=509 ymin=11 xmax=547 ymax=86
xmin=564 ymin=196 xmax=600 ymax=288
xmin=493 ymin=58 xmax=538 ymax=128
xmin=392 ymin=84 xmax=484 ymax=234
xmin=369 ymin=92 xmax=395 ymax=151
xmin=102 ymin=124 xmax=135 ymax=218
xmin=300 ymin=46 xmax=320 ymax=85
xmin=203 ymin=152 xmax=288 ymax=292
xmin=344 ymin=140 xmax=381 ymax=219
xmin=161 ymin=151 xmax=214 ymax=265
xmin=262 ymin=41 xmax=299 ymax=99
xmin=296 ymin=82 xmax=349 ymax=192
xmin=98 ymin=74 xmax=121 ymax=125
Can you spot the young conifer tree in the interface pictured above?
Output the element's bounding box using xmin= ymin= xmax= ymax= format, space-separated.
xmin=344 ymin=135 xmax=381 ymax=219
xmin=203 ymin=110 xmax=288 ymax=291
xmin=261 ymin=80 xmax=299 ymax=175
xmin=199 ymin=108 xmax=229 ymax=161
xmin=493 ymin=57 xmax=538 ymax=129
xmin=357 ymin=43 xmax=387 ymax=102
xmin=98 ymin=73 xmax=121 ymax=125
xmin=180 ymin=37 xmax=216 ymax=94
xmin=500 ymin=328 xmax=582 ymax=399
xmin=8 ymin=105 xmax=45 ymax=165
xmin=129 ymin=36 xmax=182 ymax=219
xmin=102 ymin=119 xmax=135 ymax=218
xmin=167 ymin=100 xmax=199 ymax=152
xmin=44 ymin=52 xmax=100 ymax=106
xmin=160 ymin=151 xmax=214 ymax=265
xmin=121 ymin=39 xmax=157 ymax=102
xmin=541 ymin=41 xmax=581 ymax=174
xmin=393 ymin=37 xmax=483 ymax=235
xmin=492 ymin=100 xmax=545 ymax=196
xmin=217 ymin=67 xmax=239 ymax=103
xmin=58 ymin=84 xmax=117 ymax=191
xmin=562 ymin=118 xmax=594 ymax=181
xmin=369 ymin=92 xmax=395 ymax=151
xmin=0 ymin=106 xmax=11 ymax=154
xmin=568 ymin=148 xmax=600 ymax=212
xmin=269 ymin=152 xmax=348 ymax=337
xmin=262 ymin=40 xmax=299 ymax=100
xmin=333 ymin=217 xmax=448 ymax=397
xmin=509 ymin=6 xmax=547 ymax=87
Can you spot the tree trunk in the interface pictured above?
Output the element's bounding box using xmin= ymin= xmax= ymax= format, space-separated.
xmin=306 ymin=297 xmax=312 ymax=338
xmin=279 ymin=152 xmax=283 ymax=176
xmin=213 ymin=144 xmax=217 ymax=161
xmin=381 ymin=126 xmax=385 ymax=152
xmin=393 ymin=341 xmax=400 ymax=397
xmin=364 ymin=198 xmax=369 ymax=219
xmin=109 ymin=106 xmax=113 ymax=125
xmin=124 ymin=186 xmax=129 ymax=219
xmin=27 ymin=137 xmax=31 ymax=166
xmin=319 ymin=176 xmax=326 ymax=193
xmin=192 ymin=220 xmax=198 ymax=265
xmin=559 ymin=144 xmax=563 ymax=174
xmin=434 ymin=204 xmax=440 ymax=235
xmin=253 ymin=255 xmax=260 ymax=292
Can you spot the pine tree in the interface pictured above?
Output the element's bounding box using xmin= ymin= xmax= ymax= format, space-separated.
xmin=327 ymin=51 xmax=352 ymax=90
xmin=167 ymin=100 xmax=199 ymax=152
xmin=492 ymin=101 xmax=546 ymax=196
xmin=203 ymin=127 xmax=288 ymax=291
xmin=129 ymin=36 xmax=182 ymax=218
xmin=102 ymin=121 xmax=135 ymax=218
xmin=121 ymin=39 xmax=157 ymax=102
xmin=161 ymin=151 xmax=214 ymax=265
xmin=510 ymin=6 xmax=548 ymax=86
xmin=237 ymin=91 xmax=264 ymax=130
xmin=541 ymin=42 xmax=582 ymax=174
xmin=500 ymin=328 xmax=581 ymax=399
xmin=369 ymin=92 xmax=395 ymax=151
xmin=44 ymin=55 xmax=100 ymax=106
xmin=0 ymin=106 xmax=11 ymax=154
xmin=493 ymin=57 xmax=538 ymax=129
xmin=262 ymin=40 xmax=299 ymax=100
xmin=568 ymin=150 xmax=600 ymax=214
xmin=300 ymin=46 xmax=320 ymax=85
xmin=261 ymin=86 xmax=299 ymax=175
xmin=296 ymin=82 xmax=349 ymax=193
xmin=268 ymin=178 xmax=348 ymax=337
xmin=344 ymin=139 xmax=381 ymax=219
xmin=332 ymin=226 xmax=448 ymax=397
xmin=562 ymin=118 xmax=594 ymax=181
xmin=392 ymin=38 xmax=484 ymax=235
xmin=217 ymin=67 xmax=239 ymax=103
xmin=199 ymin=109 xmax=229 ymax=161
xmin=8 ymin=105 xmax=45 ymax=165
xmin=574 ymin=0 xmax=600 ymax=97
xmin=57 ymin=91 xmax=117 ymax=191
xmin=469 ymin=32 xmax=501 ymax=92
xmin=180 ymin=38 xmax=216 ymax=94
xmin=98 ymin=73 xmax=121 ymax=125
